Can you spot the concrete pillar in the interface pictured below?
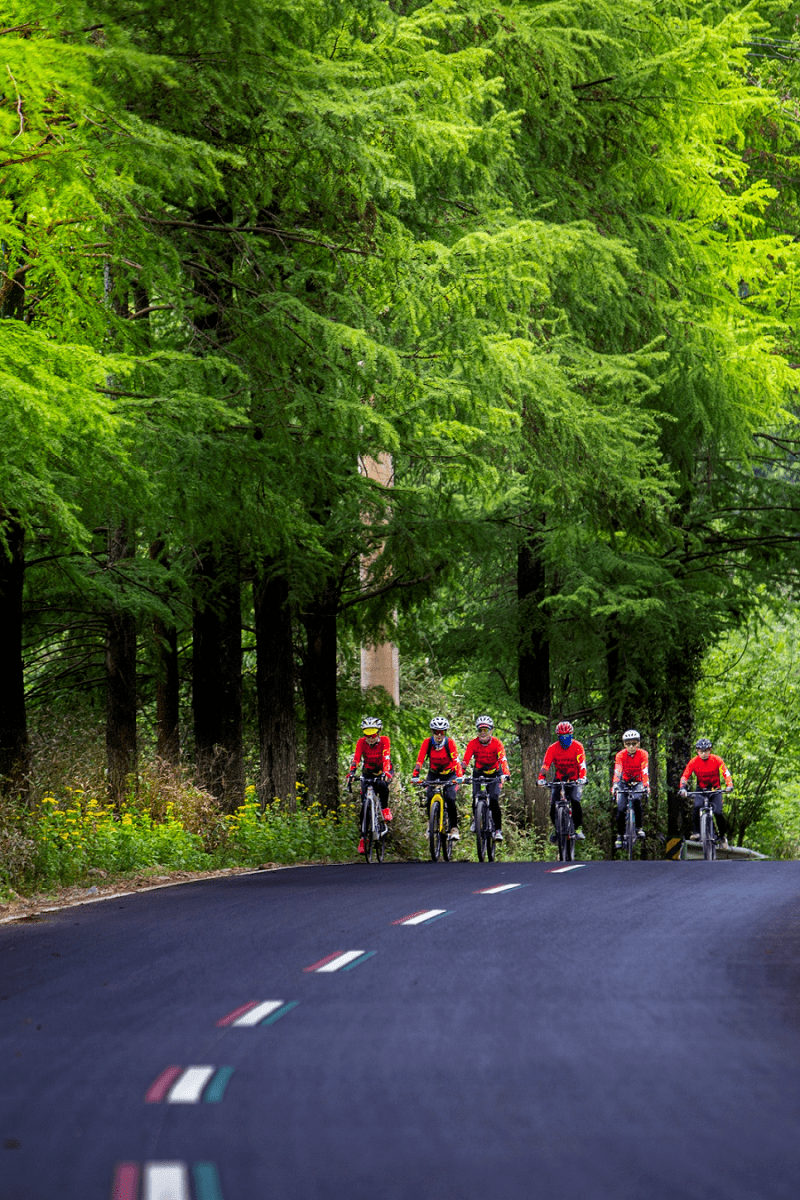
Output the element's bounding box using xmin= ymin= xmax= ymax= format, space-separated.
xmin=359 ymin=452 xmax=399 ymax=705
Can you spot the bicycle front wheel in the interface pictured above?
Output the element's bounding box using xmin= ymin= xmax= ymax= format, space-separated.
xmin=626 ymin=805 xmax=636 ymax=861
xmin=428 ymin=799 xmax=442 ymax=862
xmin=701 ymin=810 xmax=716 ymax=860
xmin=486 ymin=817 xmax=496 ymax=862
xmin=475 ymin=799 xmax=487 ymax=862
xmin=565 ymin=814 xmax=576 ymax=862
xmin=363 ymin=792 xmax=375 ymax=863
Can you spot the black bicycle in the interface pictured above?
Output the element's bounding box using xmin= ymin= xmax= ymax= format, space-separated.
xmin=412 ymin=778 xmax=457 ymax=862
xmin=547 ymin=781 xmax=579 ymax=862
xmin=469 ymin=774 xmax=497 ymax=862
xmin=615 ymin=784 xmax=647 ymax=860
xmin=359 ymin=776 xmax=388 ymax=863
xmin=688 ymin=788 xmax=721 ymax=861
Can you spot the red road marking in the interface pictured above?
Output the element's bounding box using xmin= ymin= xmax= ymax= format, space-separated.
xmin=303 ymin=951 xmax=346 ymax=972
xmin=216 ymin=1001 xmax=259 ymax=1027
xmin=144 ymin=1066 xmax=183 ymax=1104
xmin=112 ymin=1162 xmax=140 ymax=1200
xmin=391 ymin=911 xmax=429 ymax=925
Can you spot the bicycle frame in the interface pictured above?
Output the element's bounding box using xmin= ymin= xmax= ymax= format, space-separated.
xmin=615 ymin=784 xmax=646 ymax=861
xmin=688 ymin=789 xmax=719 ymax=861
xmin=359 ymin=776 xmax=387 ymax=863
xmin=547 ymin=781 xmax=577 ymax=863
xmin=412 ymin=777 xmax=458 ymax=862
xmin=469 ymin=775 xmax=497 ymax=862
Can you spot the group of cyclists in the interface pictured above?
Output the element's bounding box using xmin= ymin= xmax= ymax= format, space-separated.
xmin=345 ymin=715 xmax=734 ymax=855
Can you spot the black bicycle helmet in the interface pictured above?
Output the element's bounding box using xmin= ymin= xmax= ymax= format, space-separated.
xmin=695 ymin=737 xmax=713 ymax=751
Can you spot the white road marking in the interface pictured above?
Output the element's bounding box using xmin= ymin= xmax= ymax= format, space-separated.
xmin=546 ymin=864 xmax=586 ymax=874
xmin=315 ymin=950 xmax=367 ymax=972
xmin=166 ymin=1066 xmax=216 ymax=1103
xmin=143 ymin=1162 xmax=190 ymax=1200
xmin=399 ymin=909 xmax=447 ymax=925
xmin=232 ymin=1000 xmax=285 ymax=1026
xmin=475 ymin=884 xmax=522 ymax=894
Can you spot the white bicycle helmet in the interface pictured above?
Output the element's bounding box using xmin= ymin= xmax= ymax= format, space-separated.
xmin=430 ymin=717 xmax=449 ymax=732
xmin=361 ymin=717 xmax=383 ymax=732
xmin=475 ymin=715 xmax=494 ymax=730
xmin=622 ymin=729 xmax=641 ymax=741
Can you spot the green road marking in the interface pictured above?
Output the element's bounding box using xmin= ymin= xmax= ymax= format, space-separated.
xmin=341 ymin=951 xmax=377 ymax=971
xmin=203 ymin=1067 xmax=234 ymax=1103
xmin=261 ymin=1000 xmax=299 ymax=1025
xmin=194 ymin=1162 xmax=224 ymax=1200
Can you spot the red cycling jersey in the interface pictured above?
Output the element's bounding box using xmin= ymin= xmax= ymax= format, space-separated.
xmin=538 ymin=740 xmax=587 ymax=783
xmin=679 ymin=754 xmax=732 ymax=792
xmin=413 ymin=736 xmax=463 ymax=776
xmin=612 ymin=748 xmax=649 ymax=789
xmin=348 ymin=735 xmax=392 ymax=777
xmin=461 ymin=736 xmax=510 ymax=777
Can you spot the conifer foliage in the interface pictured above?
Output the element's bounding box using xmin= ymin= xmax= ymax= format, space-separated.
xmin=2 ymin=2 xmax=800 ymax=848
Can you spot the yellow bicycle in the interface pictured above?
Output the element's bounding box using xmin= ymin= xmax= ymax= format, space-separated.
xmin=413 ymin=779 xmax=457 ymax=862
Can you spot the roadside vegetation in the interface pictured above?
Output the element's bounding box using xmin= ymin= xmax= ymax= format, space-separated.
xmin=4 ymin=2 xmax=800 ymax=890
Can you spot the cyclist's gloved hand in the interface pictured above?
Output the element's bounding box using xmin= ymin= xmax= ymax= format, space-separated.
xmin=725 ymin=784 xmax=733 ymax=793
xmin=346 ymin=774 xmax=354 ymax=793
xmin=537 ymin=777 xmax=545 ymax=787
xmin=679 ymin=788 xmax=688 ymax=798
xmin=411 ymin=766 xmax=420 ymax=779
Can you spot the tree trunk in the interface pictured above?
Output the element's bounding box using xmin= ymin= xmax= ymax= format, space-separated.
xmin=664 ymin=645 xmax=699 ymax=839
xmin=517 ymin=538 xmax=551 ymax=835
xmin=106 ymin=523 xmax=138 ymax=803
xmin=150 ymin=542 xmax=180 ymax=766
xmin=0 ymin=516 xmax=29 ymax=791
xmin=254 ymin=569 xmax=297 ymax=810
xmin=301 ymin=579 xmax=339 ymax=814
xmin=192 ymin=552 xmax=244 ymax=811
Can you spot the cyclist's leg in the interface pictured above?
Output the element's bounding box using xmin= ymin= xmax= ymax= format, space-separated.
xmin=442 ymin=778 xmax=458 ymax=830
xmin=692 ymin=794 xmax=703 ymax=837
xmin=633 ymin=789 xmax=644 ymax=830
xmin=487 ymin=776 xmax=502 ymax=830
xmin=566 ymin=783 xmax=582 ymax=828
xmin=615 ymin=784 xmax=627 ymax=836
xmin=711 ymin=791 xmax=726 ymax=837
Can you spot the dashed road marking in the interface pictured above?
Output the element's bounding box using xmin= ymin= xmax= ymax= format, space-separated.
xmin=113 ymin=1162 xmax=224 ymax=1200
xmin=473 ymin=884 xmax=525 ymax=894
xmin=545 ymin=864 xmax=587 ymax=874
xmin=218 ymin=999 xmax=294 ymax=1027
xmin=143 ymin=1162 xmax=189 ymax=1200
xmin=392 ymin=909 xmax=449 ymax=925
xmin=304 ymin=950 xmax=374 ymax=972
xmin=111 ymin=1162 xmax=139 ymax=1200
xmin=193 ymin=1162 xmax=225 ymax=1200
xmin=216 ymin=1001 xmax=259 ymax=1026
xmin=167 ymin=1066 xmax=216 ymax=1103
xmin=144 ymin=1066 xmax=183 ymax=1104
xmin=203 ymin=1067 xmax=234 ymax=1104
xmin=146 ymin=1067 xmax=233 ymax=1104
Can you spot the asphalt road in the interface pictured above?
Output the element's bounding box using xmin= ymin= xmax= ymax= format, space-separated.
xmin=2 ymin=858 xmax=800 ymax=1200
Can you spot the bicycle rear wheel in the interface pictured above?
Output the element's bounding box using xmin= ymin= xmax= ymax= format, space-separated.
xmin=363 ymin=790 xmax=375 ymax=863
xmin=428 ymin=799 xmax=442 ymax=862
xmin=475 ymin=799 xmax=487 ymax=862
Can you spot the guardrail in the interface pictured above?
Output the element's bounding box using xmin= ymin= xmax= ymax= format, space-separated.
xmin=683 ymin=840 xmax=767 ymax=861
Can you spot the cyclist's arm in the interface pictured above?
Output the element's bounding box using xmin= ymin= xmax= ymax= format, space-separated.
xmin=537 ymin=743 xmax=554 ymax=785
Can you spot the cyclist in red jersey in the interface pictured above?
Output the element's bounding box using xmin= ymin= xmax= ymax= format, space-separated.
xmin=611 ymin=729 xmax=649 ymax=848
xmin=345 ymin=717 xmax=394 ymax=854
xmin=411 ymin=717 xmax=464 ymax=840
xmin=679 ymin=737 xmax=732 ymax=849
xmin=461 ymin=716 xmax=510 ymax=842
xmin=538 ymin=720 xmax=587 ymax=841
